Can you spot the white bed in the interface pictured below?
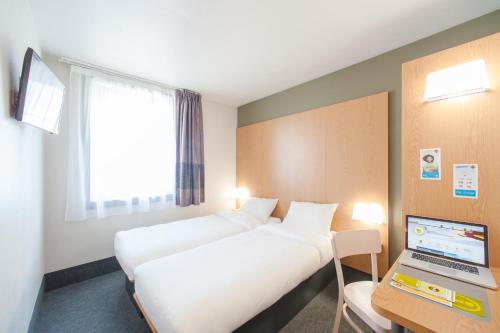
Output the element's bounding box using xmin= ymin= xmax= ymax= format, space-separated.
xmin=115 ymin=211 xmax=280 ymax=281
xmin=134 ymin=222 xmax=333 ymax=333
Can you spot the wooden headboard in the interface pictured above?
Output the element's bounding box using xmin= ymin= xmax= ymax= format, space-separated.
xmin=237 ymin=92 xmax=389 ymax=275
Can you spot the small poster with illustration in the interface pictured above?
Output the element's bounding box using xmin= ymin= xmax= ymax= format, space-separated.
xmin=453 ymin=164 xmax=478 ymax=199
xmin=420 ymin=148 xmax=441 ymax=180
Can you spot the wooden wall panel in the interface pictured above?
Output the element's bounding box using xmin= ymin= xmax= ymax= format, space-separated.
xmin=260 ymin=111 xmax=326 ymax=218
xmin=236 ymin=123 xmax=262 ymax=206
xmin=237 ymin=92 xmax=389 ymax=275
xmin=402 ymin=32 xmax=500 ymax=267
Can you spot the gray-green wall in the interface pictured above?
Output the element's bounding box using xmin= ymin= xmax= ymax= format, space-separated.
xmin=237 ymin=10 xmax=500 ymax=264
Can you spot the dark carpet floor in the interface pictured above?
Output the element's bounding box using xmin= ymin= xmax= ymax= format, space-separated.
xmin=33 ymin=267 xmax=374 ymax=333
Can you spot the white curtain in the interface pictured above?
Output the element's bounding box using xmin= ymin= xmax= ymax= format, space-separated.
xmin=65 ymin=66 xmax=175 ymax=222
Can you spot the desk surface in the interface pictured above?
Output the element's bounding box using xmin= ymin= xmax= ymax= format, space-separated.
xmin=371 ymin=257 xmax=500 ymax=333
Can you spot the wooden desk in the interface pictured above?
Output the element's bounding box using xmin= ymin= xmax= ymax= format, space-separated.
xmin=371 ymin=257 xmax=500 ymax=333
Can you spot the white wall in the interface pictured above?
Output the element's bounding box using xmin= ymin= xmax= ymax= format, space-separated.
xmin=0 ymin=1 xmax=45 ymax=332
xmin=44 ymin=57 xmax=237 ymax=272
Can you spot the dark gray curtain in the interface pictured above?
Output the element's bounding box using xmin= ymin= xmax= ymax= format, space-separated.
xmin=175 ymin=89 xmax=205 ymax=207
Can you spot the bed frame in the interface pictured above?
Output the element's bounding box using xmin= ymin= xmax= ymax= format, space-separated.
xmin=125 ymin=276 xmax=142 ymax=317
xmin=125 ymin=260 xmax=335 ymax=333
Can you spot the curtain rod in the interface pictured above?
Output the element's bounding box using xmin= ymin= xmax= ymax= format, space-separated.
xmin=58 ymin=56 xmax=185 ymax=92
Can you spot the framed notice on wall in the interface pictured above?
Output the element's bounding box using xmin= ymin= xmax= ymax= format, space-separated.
xmin=453 ymin=164 xmax=478 ymax=199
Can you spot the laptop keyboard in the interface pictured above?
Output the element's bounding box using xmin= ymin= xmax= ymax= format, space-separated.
xmin=411 ymin=252 xmax=479 ymax=275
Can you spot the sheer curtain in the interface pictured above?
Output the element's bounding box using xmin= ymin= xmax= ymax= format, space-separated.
xmin=65 ymin=66 xmax=175 ymax=221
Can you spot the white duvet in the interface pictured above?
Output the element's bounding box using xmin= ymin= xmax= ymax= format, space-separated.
xmin=134 ymin=223 xmax=333 ymax=333
xmin=115 ymin=211 xmax=275 ymax=280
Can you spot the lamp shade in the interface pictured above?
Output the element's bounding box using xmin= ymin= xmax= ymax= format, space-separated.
xmin=233 ymin=187 xmax=250 ymax=201
xmin=352 ymin=202 xmax=384 ymax=225
xmin=423 ymin=59 xmax=490 ymax=102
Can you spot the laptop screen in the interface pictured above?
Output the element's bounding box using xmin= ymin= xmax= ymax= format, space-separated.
xmin=406 ymin=215 xmax=487 ymax=266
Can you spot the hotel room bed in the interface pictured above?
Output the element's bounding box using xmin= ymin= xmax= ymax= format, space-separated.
xmin=115 ymin=210 xmax=280 ymax=281
xmin=134 ymin=222 xmax=334 ymax=333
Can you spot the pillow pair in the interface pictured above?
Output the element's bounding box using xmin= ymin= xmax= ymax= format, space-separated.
xmin=240 ymin=197 xmax=339 ymax=236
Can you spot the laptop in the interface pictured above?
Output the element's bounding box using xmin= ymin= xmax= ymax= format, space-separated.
xmin=400 ymin=215 xmax=497 ymax=289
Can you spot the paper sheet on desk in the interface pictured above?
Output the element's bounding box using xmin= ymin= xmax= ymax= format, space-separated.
xmin=390 ymin=264 xmax=490 ymax=321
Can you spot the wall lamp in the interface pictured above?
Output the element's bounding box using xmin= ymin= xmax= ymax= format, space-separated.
xmin=423 ymin=59 xmax=490 ymax=102
xmin=352 ymin=202 xmax=384 ymax=225
xmin=233 ymin=187 xmax=250 ymax=207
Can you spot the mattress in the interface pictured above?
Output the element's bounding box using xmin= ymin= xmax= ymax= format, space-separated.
xmin=115 ymin=211 xmax=278 ymax=280
xmin=134 ymin=223 xmax=333 ymax=333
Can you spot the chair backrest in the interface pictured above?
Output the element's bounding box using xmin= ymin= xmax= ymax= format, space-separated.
xmin=332 ymin=229 xmax=381 ymax=259
xmin=332 ymin=229 xmax=382 ymax=286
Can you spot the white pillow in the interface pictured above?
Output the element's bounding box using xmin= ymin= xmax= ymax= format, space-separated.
xmin=283 ymin=201 xmax=339 ymax=237
xmin=240 ymin=197 xmax=279 ymax=222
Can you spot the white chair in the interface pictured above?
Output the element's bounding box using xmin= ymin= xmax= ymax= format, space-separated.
xmin=331 ymin=230 xmax=391 ymax=333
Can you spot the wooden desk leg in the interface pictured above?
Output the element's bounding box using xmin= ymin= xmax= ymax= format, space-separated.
xmin=391 ymin=322 xmax=405 ymax=333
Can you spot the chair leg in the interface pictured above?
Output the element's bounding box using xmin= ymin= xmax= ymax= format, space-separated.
xmin=332 ymin=299 xmax=343 ymax=333
xmin=342 ymin=303 xmax=364 ymax=333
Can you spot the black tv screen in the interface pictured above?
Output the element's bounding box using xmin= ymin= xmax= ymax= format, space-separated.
xmin=15 ymin=48 xmax=65 ymax=134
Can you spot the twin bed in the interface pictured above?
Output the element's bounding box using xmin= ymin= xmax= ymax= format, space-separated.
xmin=115 ymin=211 xmax=280 ymax=281
xmin=114 ymin=198 xmax=338 ymax=333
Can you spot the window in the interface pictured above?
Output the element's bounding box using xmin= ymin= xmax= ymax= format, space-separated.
xmin=65 ymin=67 xmax=175 ymax=221
xmin=88 ymin=77 xmax=175 ymax=204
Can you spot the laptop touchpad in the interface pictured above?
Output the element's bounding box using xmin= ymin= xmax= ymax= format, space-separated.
xmin=428 ymin=263 xmax=456 ymax=275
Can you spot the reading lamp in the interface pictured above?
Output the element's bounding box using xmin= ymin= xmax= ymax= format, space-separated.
xmin=423 ymin=59 xmax=490 ymax=102
xmin=233 ymin=187 xmax=250 ymax=207
xmin=352 ymin=202 xmax=384 ymax=225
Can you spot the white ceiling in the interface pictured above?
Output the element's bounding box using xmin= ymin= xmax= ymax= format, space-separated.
xmin=29 ymin=0 xmax=500 ymax=106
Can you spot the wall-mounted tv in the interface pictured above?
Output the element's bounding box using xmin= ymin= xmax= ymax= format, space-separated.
xmin=15 ymin=47 xmax=65 ymax=134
